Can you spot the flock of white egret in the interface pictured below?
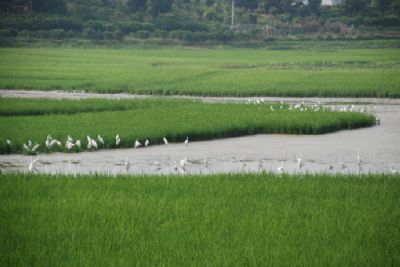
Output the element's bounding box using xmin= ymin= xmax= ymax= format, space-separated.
xmin=0 ymin=101 xmax=390 ymax=175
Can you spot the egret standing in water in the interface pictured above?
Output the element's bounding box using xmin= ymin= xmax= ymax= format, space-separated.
xmin=296 ymin=155 xmax=304 ymax=171
xmin=277 ymin=161 xmax=284 ymax=173
xmin=124 ymin=158 xmax=130 ymax=173
xmin=357 ymin=147 xmax=362 ymax=174
xmin=28 ymin=157 xmax=40 ymax=173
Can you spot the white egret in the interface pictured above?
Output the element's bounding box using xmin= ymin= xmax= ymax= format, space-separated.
xmin=115 ymin=134 xmax=121 ymax=146
xmin=184 ymin=137 xmax=189 ymax=146
xmin=23 ymin=143 xmax=29 ymax=152
xmin=6 ymin=139 xmax=11 ymax=146
xmin=87 ymin=136 xmax=92 ymax=149
xmin=28 ymin=140 xmax=32 ymax=148
xmin=277 ymin=161 xmax=284 ymax=173
xmin=97 ymin=135 xmax=104 ymax=145
xmin=145 ymin=139 xmax=149 ymax=146
xmin=124 ymin=158 xmax=130 ymax=173
xmin=31 ymin=144 xmax=40 ymax=153
xmin=296 ymin=155 xmax=304 ymax=170
xmin=67 ymin=135 xmax=73 ymax=143
xmin=56 ymin=140 xmax=61 ymax=147
xmin=179 ymin=156 xmax=188 ymax=169
xmin=75 ymin=139 xmax=81 ymax=148
xmin=154 ymin=161 xmax=162 ymax=171
xmin=91 ymin=139 xmax=98 ymax=149
xmin=28 ymin=157 xmax=40 ymax=173
xmin=66 ymin=141 xmax=74 ymax=151
xmin=134 ymin=140 xmax=142 ymax=148
xmin=163 ymin=137 xmax=168 ymax=145
xmin=337 ymin=158 xmax=347 ymax=169
xmin=258 ymin=160 xmax=263 ymax=171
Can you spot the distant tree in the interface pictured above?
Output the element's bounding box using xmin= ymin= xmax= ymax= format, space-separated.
xmin=372 ymin=0 xmax=391 ymax=11
xmin=236 ymin=0 xmax=259 ymax=10
xmin=308 ymin=0 xmax=321 ymax=15
xmin=127 ymin=0 xmax=146 ymax=12
xmin=32 ymin=0 xmax=66 ymax=14
xmin=343 ymin=0 xmax=367 ymax=15
xmin=147 ymin=0 xmax=173 ymax=15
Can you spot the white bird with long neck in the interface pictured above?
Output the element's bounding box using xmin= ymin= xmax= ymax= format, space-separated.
xmin=91 ymin=139 xmax=98 ymax=149
xmin=31 ymin=143 xmax=40 ymax=153
xmin=124 ymin=158 xmax=130 ymax=173
xmin=28 ymin=157 xmax=40 ymax=173
xmin=296 ymin=155 xmax=304 ymax=170
xmin=23 ymin=143 xmax=29 ymax=152
xmin=75 ymin=139 xmax=81 ymax=149
xmin=115 ymin=134 xmax=121 ymax=146
xmin=67 ymin=135 xmax=73 ymax=143
xmin=163 ymin=137 xmax=168 ymax=145
xmin=145 ymin=139 xmax=149 ymax=147
xmin=87 ymin=136 xmax=92 ymax=149
xmin=184 ymin=137 xmax=189 ymax=146
xmin=66 ymin=141 xmax=74 ymax=151
xmin=97 ymin=135 xmax=104 ymax=145
xmin=277 ymin=161 xmax=284 ymax=173
xmin=134 ymin=140 xmax=142 ymax=148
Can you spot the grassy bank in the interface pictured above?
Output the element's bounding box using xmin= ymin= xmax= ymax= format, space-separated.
xmin=0 ymin=98 xmax=375 ymax=154
xmin=1 ymin=46 xmax=400 ymax=97
xmin=0 ymin=173 xmax=399 ymax=266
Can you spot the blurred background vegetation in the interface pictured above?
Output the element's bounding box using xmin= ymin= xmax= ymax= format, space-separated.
xmin=0 ymin=0 xmax=399 ymax=46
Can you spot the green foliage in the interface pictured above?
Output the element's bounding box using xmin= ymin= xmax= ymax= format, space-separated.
xmin=0 ymin=98 xmax=375 ymax=154
xmin=1 ymin=173 xmax=399 ymax=266
xmin=0 ymin=46 xmax=399 ymax=97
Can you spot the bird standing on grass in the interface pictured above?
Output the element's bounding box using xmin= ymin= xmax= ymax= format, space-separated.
xmin=134 ymin=140 xmax=142 ymax=148
xmin=115 ymin=134 xmax=121 ymax=146
xmin=97 ymin=135 xmax=105 ymax=146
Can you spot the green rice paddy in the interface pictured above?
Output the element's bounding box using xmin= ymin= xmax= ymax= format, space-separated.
xmin=0 ymin=173 xmax=399 ymax=266
xmin=1 ymin=45 xmax=400 ymax=97
xmin=0 ymin=98 xmax=375 ymax=154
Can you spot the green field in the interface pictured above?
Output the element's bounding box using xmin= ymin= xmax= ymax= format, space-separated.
xmin=1 ymin=173 xmax=399 ymax=266
xmin=0 ymin=98 xmax=375 ymax=154
xmin=1 ymin=45 xmax=400 ymax=97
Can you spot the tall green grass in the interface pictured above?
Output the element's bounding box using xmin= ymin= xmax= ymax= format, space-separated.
xmin=1 ymin=173 xmax=399 ymax=266
xmin=0 ymin=97 xmax=151 ymax=116
xmin=1 ymin=47 xmax=399 ymax=97
xmin=0 ymin=98 xmax=375 ymax=154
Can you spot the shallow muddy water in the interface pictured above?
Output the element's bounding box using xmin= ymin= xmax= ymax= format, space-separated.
xmin=0 ymin=90 xmax=399 ymax=175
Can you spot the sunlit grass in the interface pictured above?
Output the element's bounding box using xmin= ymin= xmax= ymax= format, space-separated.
xmin=1 ymin=173 xmax=399 ymax=266
xmin=1 ymin=47 xmax=399 ymax=97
